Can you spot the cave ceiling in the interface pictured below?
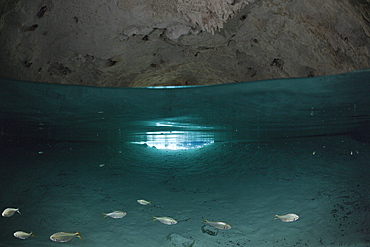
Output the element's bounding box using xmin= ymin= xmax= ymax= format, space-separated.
xmin=0 ymin=0 xmax=369 ymax=87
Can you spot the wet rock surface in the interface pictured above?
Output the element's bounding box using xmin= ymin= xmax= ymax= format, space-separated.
xmin=0 ymin=0 xmax=369 ymax=87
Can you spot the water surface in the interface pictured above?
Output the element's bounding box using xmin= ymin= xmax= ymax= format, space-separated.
xmin=1 ymin=70 xmax=370 ymax=246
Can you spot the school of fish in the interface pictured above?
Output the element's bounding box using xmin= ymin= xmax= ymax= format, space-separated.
xmin=2 ymin=199 xmax=299 ymax=242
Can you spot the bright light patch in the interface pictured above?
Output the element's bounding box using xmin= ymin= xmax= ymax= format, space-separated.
xmin=154 ymin=121 xmax=213 ymax=129
xmin=132 ymin=131 xmax=214 ymax=150
xmin=131 ymin=120 xmax=215 ymax=150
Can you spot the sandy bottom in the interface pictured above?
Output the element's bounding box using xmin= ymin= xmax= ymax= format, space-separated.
xmin=1 ymin=135 xmax=369 ymax=246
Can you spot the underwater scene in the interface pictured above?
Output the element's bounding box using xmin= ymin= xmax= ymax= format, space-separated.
xmin=1 ymin=69 xmax=370 ymax=246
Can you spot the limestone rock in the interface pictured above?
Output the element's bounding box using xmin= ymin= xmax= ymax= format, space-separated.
xmin=0 ymin=0 xmax=369 ymax=87
xmin=201 ymin=224 xmax=218 ymax=236
xmin=165 ymin=24 xmax=192 ymax=40
xmin=166 ymin=233 xmax=195 ymax=247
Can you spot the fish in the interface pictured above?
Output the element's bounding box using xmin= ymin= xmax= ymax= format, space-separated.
xmin=50 ymin=232 xmax=82 ymax=242
xmin=13 ymin=231 xmax=34 ymax=240
xmin=137 ymin=199 xmax=151 ymax=205
xmin=102 ymin=210 xmax=127 ymax=219
xmin=2 ymin=208 xmax=21 ymax=217
xmin=152 ymin=216 xmax=177 ymax=225
xmin=202 ymin=219 xmax=232 ymax=230
xmin=274 ymin=213 xmax=299 ymax=222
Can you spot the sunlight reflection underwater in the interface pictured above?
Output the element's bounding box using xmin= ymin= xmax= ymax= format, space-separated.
xmin=131 ymin=130 xmax=214 ymax=150
xmin=131 ymin=120 xmax=215 ymax=150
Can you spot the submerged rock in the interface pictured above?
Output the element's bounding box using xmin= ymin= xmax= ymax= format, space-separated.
xmin=166 ymin=233 xmax=195 ymax=247
xmin=201 ymin=224 xmax=218 ymax=236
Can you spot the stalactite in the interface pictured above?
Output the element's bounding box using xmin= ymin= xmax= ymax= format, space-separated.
xmin=176 ymin=0 xmax=252 ymax=33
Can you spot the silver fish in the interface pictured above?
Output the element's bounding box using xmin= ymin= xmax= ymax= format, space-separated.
xmin=50 ymin=231 xmax=82 ymax=242
xmin=102 ymin=210 xmax=127 ymax=219
xmin=274 ymin=213 xmax=299 ymax=222
xmin=13 ymin=231 xmax=34 ymax=240
xmin=152 ymin=216 xmax=177 ymax=225
xmin=2 ymin=208 xmax=21 ymax=217
xmin=137 ymin=199 xmax=152 ymax=205
xmin=202 ymin=219 xmax=232 ymax=230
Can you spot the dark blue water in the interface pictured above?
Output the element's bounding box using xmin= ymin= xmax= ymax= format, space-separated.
xmin=1 ymin=70 xmax=370 ymax=246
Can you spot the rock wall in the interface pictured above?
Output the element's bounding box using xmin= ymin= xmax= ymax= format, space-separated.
xmin=0 ymin=0 xmax=369 ymax=87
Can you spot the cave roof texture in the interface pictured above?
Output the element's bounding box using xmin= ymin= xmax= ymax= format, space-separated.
xmin=0 ymin=0 xmax=369 ymax=87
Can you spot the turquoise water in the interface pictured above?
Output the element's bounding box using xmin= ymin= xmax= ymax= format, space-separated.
xmin=1 ymin=70 xmax=370 ymax=246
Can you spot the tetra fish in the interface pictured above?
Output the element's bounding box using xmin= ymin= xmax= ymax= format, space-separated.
xmin=274 ymin=213 xmax=299 ymax=222
xmin=50 ymin=232 xmax=82 ymax=242
xmin=137 ymin=199 xmax=151 ymax=205
xmin=2 ymin=208 xmax=21 ymax=217
xmin=202 ymin=219 xmax=232 ymax=230
xmin=13 ymin=231 xmax=34 ymax=240
xmin=102 ymin=211 xmax=127 ymax=219
xmin=152 ymin=216 xmax=177 ymax=225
